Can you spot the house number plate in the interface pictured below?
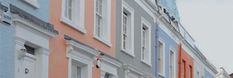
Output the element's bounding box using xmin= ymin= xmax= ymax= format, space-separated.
xmin=25 ymin=68 xmax=29 ymax=74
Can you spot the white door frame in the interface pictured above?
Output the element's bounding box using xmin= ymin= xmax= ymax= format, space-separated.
xmin=13 ymin=14 xmax=53 ymax=78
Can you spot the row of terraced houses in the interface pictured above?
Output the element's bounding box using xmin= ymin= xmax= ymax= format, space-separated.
xmin=0 ymin=0 xmax=219 ymax=78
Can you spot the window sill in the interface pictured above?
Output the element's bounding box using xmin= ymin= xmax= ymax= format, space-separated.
xmin=158 ymin=73 xmax=165 ymax=78
xmin=141 ymin=60 xmax=152 ymax=67
xmin=60 ymin=17 xmax=86 ymax=34
xmin=93 ymin=35 xmax=112 ymax=47
xmin=121 ymin=49 xmax=135 ymax=57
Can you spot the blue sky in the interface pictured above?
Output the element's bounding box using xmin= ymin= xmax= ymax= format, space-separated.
xmin=177 ymin=0 xmax=233 ymax=74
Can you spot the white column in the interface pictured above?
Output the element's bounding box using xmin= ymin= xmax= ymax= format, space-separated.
xmin=67 ymin=57 xmax=72 ymax=78
xmin=125 ymin=69 xmax=130 ymax=78
xmin=38 ymin=48 xmax=49 ymax=78
xmin=15 ymin=37 xmax=26 ymax=78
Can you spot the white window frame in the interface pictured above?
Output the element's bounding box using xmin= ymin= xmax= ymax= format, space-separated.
xmin=196 ymin=71 xmax=200 ymax=78
xmin=15 ymin=39 xmax=50 ymax=78
xmin=158 ymin=38 xmax=166 ymax=77
xmin=69 ymin=59 xmax=89 ymax=78
xmin=126 ymin=70 xmax=140 ymax=78
xmin=99 ymin=57 xmax=118 ymax=78
xmin=101 ymin=71 xmax=116 ymax=78
xmin=61 ymin=0 xmax=86 ymax=33
xmin=169 ymin=48 xmax=176 ymax=78
xmin=21 ymin=0 xmax=39 ymax=8
xmin=94 ymin=0 xmax=112 ymax=46
xmin=13 ymin=15 xmax=55 ymax=78
xmin=121 ymin=1 xmax=134 ymax=57
xmin=102 ymin=73 xmax=113 ymax=78
xmin=67 ymin=51 xmax=92 ymax=78
xmin=140 ymin=17 xmax=151 ymax=66
xmin=71 ymin=62 xmax=82 ymax=78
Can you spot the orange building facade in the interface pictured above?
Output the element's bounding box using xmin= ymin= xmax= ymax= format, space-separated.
xmin=49 ymin=0 xmax=120 ymax=78
xmin=178 ymin=45 xmax=194 ymax=78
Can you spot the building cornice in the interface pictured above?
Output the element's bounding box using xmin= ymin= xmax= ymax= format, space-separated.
xmin=0 ymin=2 xmax=8 ymax=12
xmin=10 ymin=4 xmax=58 ymax=35
xmin=154 ymin=4 xmax=218 ymax=74
xmin=64 ymin=35 xmax=122 ymax=68
xmin=216 ymin=67 xmax=231 ymax=78
xmin=181 ymin=36 xmax=218 ymax=74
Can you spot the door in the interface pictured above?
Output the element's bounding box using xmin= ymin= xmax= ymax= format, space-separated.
xmin=23 ymin=53 xmax=36 ymax=78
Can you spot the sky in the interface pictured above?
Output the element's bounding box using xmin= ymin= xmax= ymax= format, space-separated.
xmin=176 ymin=0 xmax=233 ymax=73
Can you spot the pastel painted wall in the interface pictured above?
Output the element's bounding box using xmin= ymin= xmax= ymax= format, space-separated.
xmin=0 ymin=23 xmax=15 ymax=78
xmin=193 ymin=59 xmax=205 ymax=78
xmin=0 ymin=1 xmax=14 ymax=78
xmin=115 ymin=0 xmax=155 ymax=77
xmin=178 ymin=45 xmax=194 ymax=78
xmin=154 ymin=26 xmax=178 ymax=78
xmin=158 ymin=0 xmax=180 ymax=20
xmin=205 ymin=69 xmax=215 ymax=78
xmin=0 ymin=0 xmax=50 ymax=77
xmin=10 ymin=0 xmax=50 ymax=21
xmin=49 ymin=0 xmax=116 ymax=78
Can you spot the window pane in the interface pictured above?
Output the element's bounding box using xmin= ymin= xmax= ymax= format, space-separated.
xmin=97 ymin=16 xmax=100 ymax=36
xmin=158 ymin=42 xmax=163 ymax=74
xmin=68 ymin=8 xmax=72 ymax=20
xmin=123 ymin=12 xmax=128 ymax=50
xmin=104 ymin=73 xmax=112 ymax=78
xmin=96 ymin=0 xmax=99 ymax=12
xmin=123 ymin=14 xmax=127 ymax=34
xmin=99 ymin=0 xmax=102 ymax=15
xmin=142 ymin=28 xmax=146 ymax=60
xmin=142 ymin=25 xmax=149 ymax=62
xmin=72 ymin=63 xmax=81 ymax=78
xmin=142 ymin=47 xmax=145 ymax=60
xmin=95 ymin=0 xmax=103 ymax=38
xmin=68 ymin=0 xmax=72 ymax=19
xmin=170 ymin=51 xmax=174 ymax=78
xmin=197 ymin=72 xmax=200 ymax=78
xmin=65 ymin=0 xmax=72 ymax=20
xmin=123 ymin=35 xmax=126 ymax=49
xmin=24 ymin=45 xmax=35 ymax=55
xmin=65 ymin=0 xmax=68 ymax=18
xmin=96 ymin=0 xmax=102 ymax=15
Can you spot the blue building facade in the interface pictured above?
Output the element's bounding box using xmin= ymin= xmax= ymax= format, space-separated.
xmin=0 ymin=0 xmax=52 ymax=78
xmin=0 ymin=22 xmax=15 ymax=78
xmin=115 ymin=0 xmax=156 ymax=77
xmin=154 ymin=25 xmax=178 ymax=78
xmin=157 ymin=0 xmax=180 ymax=20
xmin=11 ymin=0 xmax=50 ymax=21
xmin=205 ymin=69 xmax=215 ymax=78
xmin=0 ymin=1 xmax=14 ymax=78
